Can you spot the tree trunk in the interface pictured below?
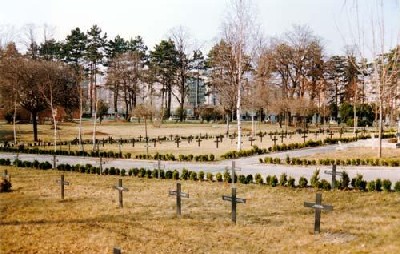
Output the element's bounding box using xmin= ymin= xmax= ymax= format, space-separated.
xmin=32 ymin=111 xmax=38 ymax=142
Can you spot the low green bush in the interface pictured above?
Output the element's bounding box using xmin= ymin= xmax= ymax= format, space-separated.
xmin=299 ymin=176 xmax=308 ymax=188
xmin=383 ymin=179 xmax=392 ymax=191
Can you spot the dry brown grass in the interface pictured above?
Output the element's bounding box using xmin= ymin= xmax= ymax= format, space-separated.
xmin=1 ymin=166 xmax=399 ymax=253
xmin=300 ymin=147 xmax=400 ymax=160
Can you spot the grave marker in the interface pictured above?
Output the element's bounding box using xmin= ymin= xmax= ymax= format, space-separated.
xmin=222 ymin=187 xmax=246 ymax=224
xmin=271 ymin=136 xmax=278 ymax=146
xmin=214 ymin=136 xmax=221 ymax=148
xmin=328 ymin=130 xmax=334 ymax=139
xmin=113 ymin=179 xmax=128 ymax=208
xmin=56 ymin=175 xmax=69 ymax=200
xmin=175 ymin=137 xmax=181 ymax=148
xmin=196 ymin=138 xmax=202 ymax=147
xmin=169 ymin=182 xmax=189 ymax=216
xmin=324 ymin=164 xmax=343 ymax=189
xmin=257 ymin=131 xmax=265 ymax=143
xmin=302 ymin=130 xmax=308 ymax=144
xmin=279 ymin=131 xmax=286 ymax=143
xmin=248 ymin=136 xmax=256 ymax=146
xmin=304 ymin=193 xmax=333 ymax=234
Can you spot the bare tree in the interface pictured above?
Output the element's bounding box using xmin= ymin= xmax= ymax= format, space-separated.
xmin=342 ymin=0 xmax=400 ymax=158
xmin=220 ymin=0 xmax=257 ymax=151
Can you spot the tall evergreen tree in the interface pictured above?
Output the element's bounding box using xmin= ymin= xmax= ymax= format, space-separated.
xmin=150 ymin=39 xmax=178 ymax=119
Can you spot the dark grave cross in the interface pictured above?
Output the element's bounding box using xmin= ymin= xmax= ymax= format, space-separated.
xmin=131 ymin=138 xmax=135 ymax=147
xmin=214 ymin=136 xmax=221 ymax=148
xmin=138 ymin=135 xmax=143 ymax=142
xmin=56 ymin=175 xmax=69 ymax=200
xmin=196 ymin=138 xmax=202 ymax=147
xmin=302 ymin=131 xmax=308 ymax=144
xmin=304 ymin=193 xmax=333 ymax=234
xmin=279 ymin=131 xmax=286 ymax=143
xmin=328 ymin=130 xmax=334 ymax=139
xmin=175 ymin=137 xmax=181 ymax=148
xmin=324 ymin=164 xmax=344 ymax=189
xmin=248 ymin=136 xmax=256 ymax=146
xmin=113 ymin=179 xmax=128 ymax=208
xmin=222 ymin=187 xmax=246 ymax=224
xmin=271 ymin=135 xmax=278 ymax=146
xmin=169 ymin=182 xmax=189 ymax=216
xmin=153 ymin=138 xmax=157 ymax=147
xmin=258 ymin=132 xmax=265 ymax=143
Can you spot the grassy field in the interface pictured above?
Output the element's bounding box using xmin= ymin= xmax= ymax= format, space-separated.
xmin=0 ymin=121 xmax=369 ymax=158
xmin=1 ymin=166 xmax=399 ymax=253
xmin=299 ymin=147 xmax=400 ymax=160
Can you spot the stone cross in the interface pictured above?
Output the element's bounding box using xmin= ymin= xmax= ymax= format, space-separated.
xmin=258 ymin=132 xmax=265 ymax=143
xmin=222 ymin=187 xmax=246 ymax=224
xmin=114 ymin=179 xmax=128 ymax=208
xmin=248 ymin=136 xmax=256 ymax=146
xmin=279 ymin=131 xmax=286 ymax=143
xmin=56 ymin=175 xmax=69 ymax=200
xmin=328 ymin=130 xmax=334 ymax=139
xmin=302 ymin=130 xmax=308 ymax=144
xmin=214 ymin=136 xmax=221 ymax=148
xmin=304 ymin=193 xmax=333 ymax=234
xmin=196 ymin=138 xmax=202 ymax=147
xmin=169 ymin=182 xmax=189 ymax=216
xmin=271 ymin=135 xmax=278 ymax=146
xmin=324 ymin=164 xmax=343 ymax=189
xmin=175 ymin=137 xmax=181 ymax=148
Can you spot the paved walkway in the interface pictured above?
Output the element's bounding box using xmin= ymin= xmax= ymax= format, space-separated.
xmin=1 ymin=139 xmax=399 ymax=182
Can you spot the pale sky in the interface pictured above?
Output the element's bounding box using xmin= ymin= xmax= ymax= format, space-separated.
xmin=0 ymin=0 xmax=399 ymax=57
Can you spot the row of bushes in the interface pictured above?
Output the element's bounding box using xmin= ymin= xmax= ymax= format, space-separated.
xmin=6 ymin=158 xmax=400 ymax=191
xmin=221 ymin=136 xmax=372 ymax=160
xmin=261 ymin=156 xmax=400 ymax=167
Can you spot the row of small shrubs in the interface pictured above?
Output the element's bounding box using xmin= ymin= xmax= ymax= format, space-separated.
xmin=220 ymin=145 xmax=267 ymax=159
xmin=6 ymin=158 xmax=400 ymax=191
xmin=260 ymin=156 xmax=400 ymax=167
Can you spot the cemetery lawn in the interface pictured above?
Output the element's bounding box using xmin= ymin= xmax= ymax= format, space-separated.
xmin=1 ymin=166 xmax=400 ymax=253
xmin=299 ymin=147 xmax=400 ymax=160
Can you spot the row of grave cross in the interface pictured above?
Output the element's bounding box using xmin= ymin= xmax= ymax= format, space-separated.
xmin=44 ymin=161 xmax=338 ymax=234
xmin=52 ymin=171 xmax=332 ymax=234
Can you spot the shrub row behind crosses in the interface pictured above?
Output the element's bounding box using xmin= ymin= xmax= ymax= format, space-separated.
xmin=6 ymin=158 xmax=400 ymax=191
xmin=260 ymin=156 xmax=400 ymax=167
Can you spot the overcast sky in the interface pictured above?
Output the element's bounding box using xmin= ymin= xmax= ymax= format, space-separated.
xmin=0 ymin=0 xmax=399 ymax=57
